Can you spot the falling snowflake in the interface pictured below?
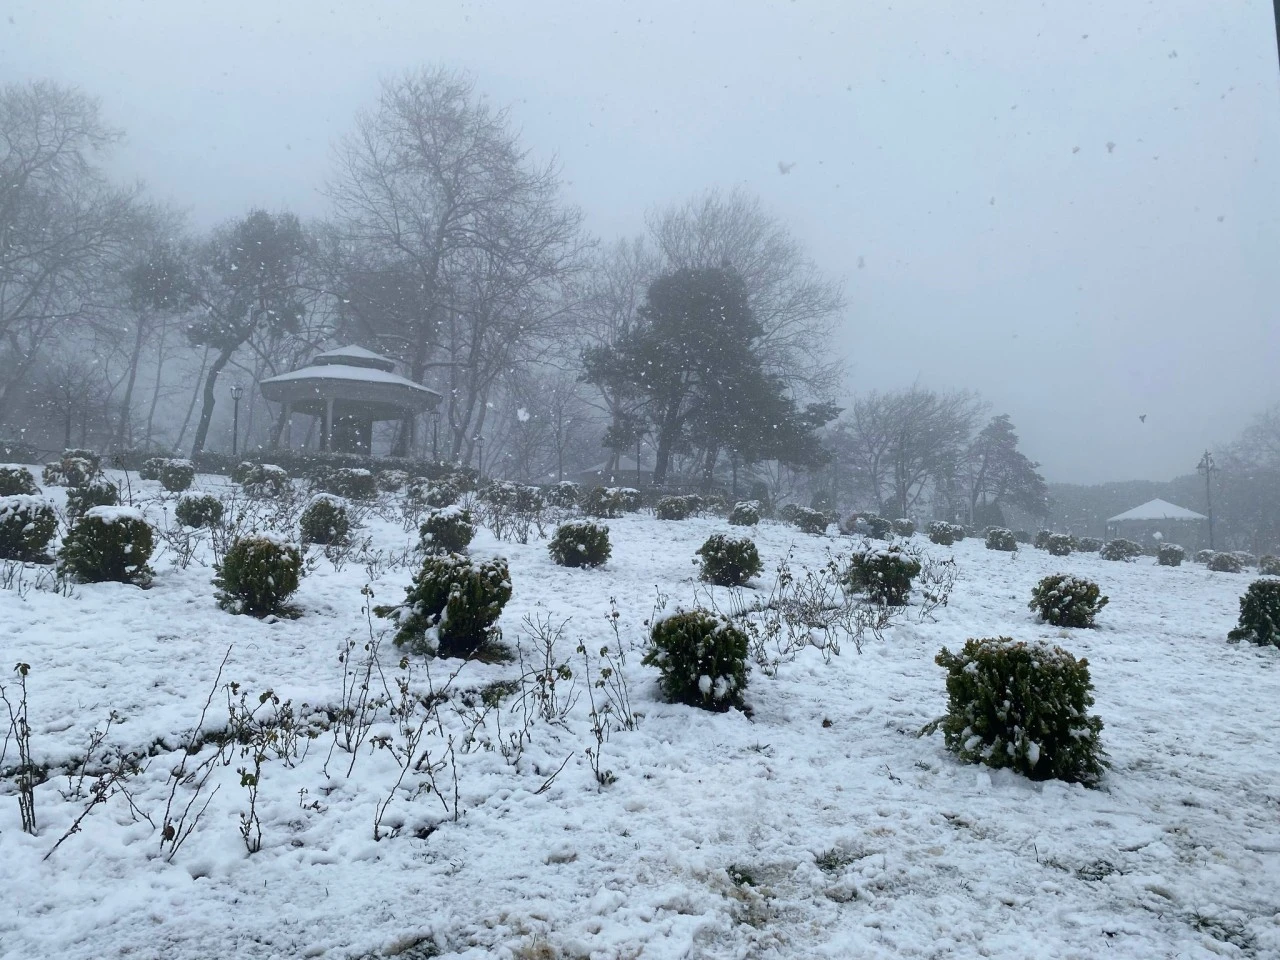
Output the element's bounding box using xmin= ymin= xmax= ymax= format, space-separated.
xmin=517 ymin=407 xmax=531 ymax=422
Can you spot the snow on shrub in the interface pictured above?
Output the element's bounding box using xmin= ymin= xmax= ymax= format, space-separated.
xmin=642 ymin=609 xmax=748 ymax=712
xmin=931 ymin=637 xmax=1105 ymax=785
xmin=927 ymin=521 xmax=959 ymax=546
xmin=849 ymin=513 xmax=892 ymax=539
xmin=156 ymin=458 xmax=195 ymax=493
xmin=1100 ymin=538 xmax=1142 ymax=562
xmin=299 ymin=495 xmax=351 ymax=546
xmin=407 ymin=478 xmax=459 ymax=508
xmin=583 ymin=486 xmax=627 ymax=519
xmin=214 ymin=533 xmax=303 ymax=616
xmin=419 ymin=505 xmax=476 ymax=554
xmin=66 ymin=477 xmax=120 ymax=519
xmin=891 ymin=518 xmax=916 ymax=539
xmin=376 ymin=553 xmax=512 ymax=657
xmin=846 ymin=541 xmax=921 ymax=606
xmin=1157 ymin=543 xmax=1185 ymax=567
xmin=1194 ymin=549 xmax=1216 ymax=565
xmin=1227 ymin=579 xmax=1280 ymax=647
xmin=696 ymin=533 xmax=762 ymax=587
xmin=322 ymin=467 xmax=376 ymax=500
xmin=0 ymin=466 xmax=39 ymax=497
xmin=1207 ymin=552 xmax=1243 ymax=573
xmin=1259 ymin=555 xmax=1280 ymax=577
xmin=376 ymin=469 xmax=409 ymax=493
xmin=548 ymin=520 xmax=611 ymax=568
xmin=43 ymin=453 xmax=97 ymax=488
xmin=1231 ymin=551 xmax=1257 ymax=568
xmin=0 ymin=495 xmax=58 ymax=562
xmin=1028 ymin=574 xmax=1108 ymax=628
xmin=1047 ymin=533 xmax=1074 ymax=557
xmin=58 ymin=506 xmax=154 ymax=585
xmin=1033 ymin=530 xmax=1053 ymax=550
xmin=728 ymin=501 xmax=760 ymax=526
xmin=616 ymin=488 xmax=643 ymax=513
xmin=234 ymin=462 xmax=290 ymax=498
xmin=985 ymin=528 xmax=1017 ymax=552
xmin=545 ymin=481 xmax=581 ymax=509
xmin=655 ymin=495 xmax=700 ymax=521
xmin=1076 ymin=537 xmax=1102 ymax=553
xmin=175 ymin=493 xmax=224 ymax=529
xmin=789 ymin=506 xmax=830 ymax=535
xmin=138 ymin=457 xmax=163 ymax=481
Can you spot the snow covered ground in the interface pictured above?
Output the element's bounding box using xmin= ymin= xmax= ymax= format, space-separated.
xmin=1 ymin=469 xmax=1278 ymax=960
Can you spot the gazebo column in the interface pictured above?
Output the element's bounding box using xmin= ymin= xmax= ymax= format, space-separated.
xmin=321 ymin=397 xmax=334 ymax=452
xmin=279 ymin=402 xmax=292 ymax=451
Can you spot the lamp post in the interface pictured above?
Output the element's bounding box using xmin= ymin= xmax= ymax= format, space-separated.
xmin=475 ymin=434 xmax=485 ymax=481
xmin=431 ymin=409 xmax=440 ymax=461
xmin=1197 ymin=450 xmax=1217 ymax=550
xmin=230 ymin=383 xmax=244 ymax=457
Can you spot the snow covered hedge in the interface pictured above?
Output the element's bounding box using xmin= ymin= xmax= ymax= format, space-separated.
xmin=1227 ymin=579 xmax=1280 ymax=647
xmin=407 ymin=478 xmax=460 ymax=509
xmin=643 ymin=609 xmax=748 ymax=712
xmin=985 ymin=528 xmax=1017 ymax=552
xmin=175 ymin=493 xmax=224 ymax=529
xmin=696 ymin=533 xmax=761 ymax=587
xmin=58 ymin=506 xmax=154 ymax=586
xmin=299 ymin=495 xmax=351 ymax=546
xmin=0 ymin=466 xmax=39 ymax=497
xmin=1029 ymin=574 xmax=1108 ymax=628
xmin=319 ymin=467 xmax=376 ymax=501
xmin=1047 ymin=534 xmax=1074 ymax=557
xmin=1207 ymin=552 xmax=1243 ymax=573
xmin=1076 ymin=537 xmax=1102 ymax=553
xmin=1100 ymin=538 xmax=1142 ymax=563
xmin=789 ymin=506 xmax=830 ymax=535
xmin=931 ymin=637 xmax=1106 ymax=785
xmin=419 ymin=506 xmax=475 ymax=554
xmin=1157 ymin=543 xmax=1185 ymax=567
xmin=927 ymin=521 xmax=961 ymax=546
xmin=1259 ymin=555 xmax=1280 ymax=577
xmin=214 ymin=534 xmax=303 ymax=616
xmin=0 ymin=495 xmax=58 ymax=562
xmin=545 ymin=481 xmax=581 ymax=509
xmin=376 ymin=554 xmax=512 ymax=658
xmin=846 ymin=541 xmax=921 ymax=606
xmin=582 ymin=486 xmax=627 ymax=519
xmin=655 ymin=495 xmax=700 ymax=521
xmin=157 ymin=459 xmax=195 ymax=493
xmin=891 ymin=518 xmax=916 ymax=539
xmin=728 ymin=501 xmax=760 ymax=526
xmin=376 ymin=469 xmax=409 ymax=493
xmin=65 ymin=477 xmax=120 ymax=519
xmin=233 ymin=462 xmax=290 ymax=498
xmin=548 ymin=520 xmax=611 ymax=568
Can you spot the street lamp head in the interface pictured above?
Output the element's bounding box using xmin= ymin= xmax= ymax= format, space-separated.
xmin=230 ymin=383 xmax=244 ymax=401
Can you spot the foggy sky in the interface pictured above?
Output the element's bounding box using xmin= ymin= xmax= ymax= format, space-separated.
xmin=4 ymin=0 xmax=1279 ymax=484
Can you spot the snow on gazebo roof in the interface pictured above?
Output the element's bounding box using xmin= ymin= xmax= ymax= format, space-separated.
xmin=1107 ymin=498 xmax=1207 ymax=523
xmin=312 ymin=344 xmax=396 ymax=371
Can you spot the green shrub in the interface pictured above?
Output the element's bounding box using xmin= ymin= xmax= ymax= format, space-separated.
xmin=696 ymin=533 xmax=762 ymax=587
xmin=58 ymin=506 xmax=154 ymax=585
xmin=157 ymin=458 xmax=196 ymax=493
xmin=1194 ymin=548 xmax=1216 ymax=564
xmin=1100 ymin=538 xmax=1142 ymax=562
xmin=419 ymin=506 xmax=475 ymax=554
xmin=1033 ymin=530 xmax=1053 ymax=550
xmin=952 ymin=526 xmax=968 ymax=541
xmin=1207 ymin=552 xmax=1243 ymax=573
xmin=375 ymin=553 xmax=512 ymax=657
xmin=0 ymin=466 xmax=39 ymax=496
xmin=174 ymin=493 xmax=224 ymax=529
xmin=322 ymin=467 xmax=376 ymax=500
xmin=728 ymin=501 xmax=760 ymax=526
xmin=776 ymin=504 xmax=801 ymax=525
xmin=299 ymin=495 xmax=351 ymax=545
xmin=214 ymin=534 xmax=303 ymax=615
xmin=642 ymin=609 xmax=748 ymax=712
xmin=407 ymin=478 xmax=459 ymax=508
xmin=846 ymin=541 xmax=921 ymax=606
xmin=63 ymin=448 xmax=102 ymax=472
xmin=1047 ymin=533 xmax=1074 ymax=557
xmin=1259 ymin=555 xmax=1280 ymax=577
xmin=1076 ymin=537 xmax=1102 ymax=553
xmin=234 ymin=462 xmax=290 ymax=497
xmin=66 ymin=478 xmax=120 ymax=519
xmin=548 ymin=520 xmax=611 ymax=568
xmin=583 ymin=486 xmax=626 ymax=519
xmin=927 ymin=521 xmax=957 ymax=546
xmin=43 ymin=453 xmax=97 ymax=487
xmin=847 ymin=513 xmax=892 ymax=539
xmin=1232 ymin=551 xmax=1257 ymax=568
xmin=138 ymin=457 xmax=164 ymax=481
xmin=616 ymin=488 xmax=643 ymax=513
xmin=1029 ymin=574 xmax=1108 ymax=628
xmin=1156 ymin=543 xmax=1184 ymax=567
xmin=376 ymin=469 xmax=409 ymax=492
xmin=0 ymin=496 xmax=58 ymax=561
xmin=932 ymin=637 xmax=1105 ymax=785
xmin=790 ymin=506 xmax=830 ymax=535
xmin=655 ymin=495 xmax=699 ymax=520
xmin=545 ymin=481 xmax=581 ymax=509
xmin=985 ymin=528 xmax=1017 ymax=552
xmin=891 ymin=518 xmax=916 ymax=539
xmin=1227 ymin=579 xmax=1280 ymax=647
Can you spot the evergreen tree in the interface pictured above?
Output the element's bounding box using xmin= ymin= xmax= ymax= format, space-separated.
xmin=967 ymin=414 xmax=1049 ymax=521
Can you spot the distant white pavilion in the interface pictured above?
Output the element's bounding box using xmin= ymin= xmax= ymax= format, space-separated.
xmin=1105 ymin=498 xmax=1208 ymax=549
xmin=259 ymin=345 xmax=440 ymax=454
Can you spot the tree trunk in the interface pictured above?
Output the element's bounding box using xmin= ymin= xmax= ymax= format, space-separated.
xmin=113 ymin=315 xmax=150 ymax=452
xmin=144 ymin=321 xmax=170 ymax=447
xmin=190 ymin=345 xmax=235 ymax=457
xmin=700 ymin=445 xmax=719 ymax=492
xmin=173 ymin=345 xmax=211 ymax=454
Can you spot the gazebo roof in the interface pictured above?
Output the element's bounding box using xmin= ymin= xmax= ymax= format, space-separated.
xmin=1107 ymin=498 xmax=1207 ymax=523
xmin=312 ymin=344 xmax=396 ymax=372
xmin=260 ymin=345 xmax=439 ymax=418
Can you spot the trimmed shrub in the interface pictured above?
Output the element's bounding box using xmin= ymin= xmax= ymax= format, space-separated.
xmin=642 ymin=609 xmax=749 ymax=712
xmin=175 ymin=493 xmax=224 ymax=529
xmin=545 ymin=481 xmax=581 ymax=509
xmin=322 ymin=467 xmax=376 ymax=500
xmin=696 ymin=533 xmax=762 ymax=587
xmin=862 ymin=514 xmax=892 ymax=540
xmin=376 ymin=469 xmax=409 ymax=493
xmin=419 ymin=506 xmax=475 ymax=554
xmin=1156 ymin=543 xmax=1185 ymax=567
xmin=0 ymin=438 xmax=38 ymax=463
xmin=215 ymin=534 xmax=303 ymax=615
xmin=299 ymin=495 xmax=351 ymax=546
xmin=985 ymin=528 xmax=1017 ymax=552
xmin=1033 ymin=530 xmax=1053 ymax=550
xmin=376 ymin=553 xmax=512 ymax=657
xmin=548 ymin=520 xmax=611 ymax=568
xmin=1227 ymin=579 xmax=1280 ymax=647
xmin=58 ymin=506 xmax=154 ymax=585
xmin=846 ymin=541 xmax=921 ymax=606
xmin=927 ymin=521 xmax=958 ymax=546
xmin=776 ymin=503 xmax=801 ymax=526
xmin=234 ymin=462 xmax=290 ymax=498
xmin=1194 ymin=548 xmax=1216 ymax=564
xmin=616 ymin=487 xmax=643 ymax=513
xmin=1029 ymin=574 xmax=1108 ymax=628
xmin=655 ymin=495 xmax=699 ymax=521
xmin=1259 ymin=555 xmax=1280 ymax=577
xmin=1207 ymin=552 xmax=1243 ymax=573
xmin=1100 ymin=538 xmax=1142 ymax=562
xmin=0 ymin=466 xmax=39 ymax=496
xmin=62 ymin=448 xmax=102 ymax=472
xmin=407 ymin=479 xmax=459 ymax=508
xmin=1047 ymin=533 xmax=1074 ymax=557
xmin=1231 ymin=551 xmax=1257 ymax=569
xmin=891 ymin=518 xmax=916 ymax=539
xmin=1076 ymin=537 xmax=1102 ymax=553
xmin=66 ymin=478 xmax=120 ymax=519
xmin=728 ymin=501 xmax=760 ymax=526
xmin=583 ymin=486 xmax=626 ymax=519
xmin=0 ymin=496 xmax=58 ymax=562
xmin=790 ymin=506 xmax=830 ymax=535
xmin=952 ymin=525 xmax=968 ymax=541
xmin=139 ymin=457 xmax=164 ymax=481
xmin=158 ymin=459 xmax=196 ymax=493
xmin=933 ymin=637 xmax=1105 ymax=785
xmin=43 ymin=454 xmax=96 ymax=487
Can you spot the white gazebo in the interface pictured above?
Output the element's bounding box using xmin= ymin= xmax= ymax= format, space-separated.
xmin=259 ymin=345 xmax=440 ymax=454
xmin=1105 ymin=498 xmax=1208 ymax=549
